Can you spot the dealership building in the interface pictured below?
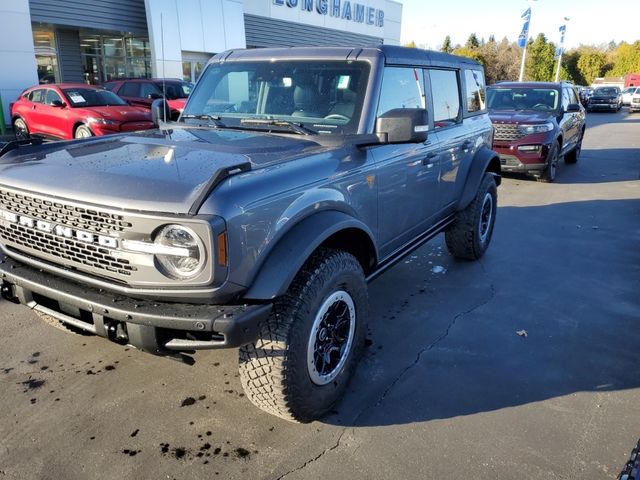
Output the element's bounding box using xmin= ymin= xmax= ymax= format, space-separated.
xmin=0 ymin=0 xmax=402 ymax=124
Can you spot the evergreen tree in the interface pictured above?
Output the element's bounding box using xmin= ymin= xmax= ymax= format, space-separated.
xmin=466 ymin=33 xmax=480 ymax=49
xmin=525 ymin=34 xmax=556 ymax=81
xmin=441 ymin=36 xmax=453 ymax=53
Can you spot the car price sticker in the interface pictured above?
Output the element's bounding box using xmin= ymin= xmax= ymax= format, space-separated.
xmin=69 ymin=94 xmax=86 ymax=103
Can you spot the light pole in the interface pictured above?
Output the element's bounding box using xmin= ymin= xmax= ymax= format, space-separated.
xmin=518 ymin=0 xmax=538 ymax=82
xmin=554 ymin=18 xmax=570 ymax=82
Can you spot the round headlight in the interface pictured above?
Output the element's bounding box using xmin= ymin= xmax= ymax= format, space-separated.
xmin=154 ymin=224 xmax=205 ymax=279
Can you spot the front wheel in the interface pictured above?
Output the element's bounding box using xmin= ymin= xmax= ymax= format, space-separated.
xmin=537 ymin=141 xmax=559 ymax=183
xmin=565 ymin=133 xmax=583 ymax=164
xmin=74 ymin=125 xmax=94 ymax=139
xmin=13 ymin=118 xmax=30 ymax=140
xmin=445 ymin=173 xmax=498 ymax=260
xmin=238 ymin=248 xmax=368 ymax=423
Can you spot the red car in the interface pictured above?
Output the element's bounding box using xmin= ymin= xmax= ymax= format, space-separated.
xmin=10 ymin=83 xmax=155 ymax=140
xmin=104 ymin=79 xmax=192 ymax=120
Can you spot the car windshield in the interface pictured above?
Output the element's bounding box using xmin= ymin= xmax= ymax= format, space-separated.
xmin=62 ymin=88 xmax=127 ymax=107
xmin=181 ymin=60 xmax=370 ymax=135
xmin=594 ymin=87 xmax=618 ymax=95
xmin=486 ymin=87 xmax=560 ymax=111
xmin=157 ymin=82 xmax=192 ymax=100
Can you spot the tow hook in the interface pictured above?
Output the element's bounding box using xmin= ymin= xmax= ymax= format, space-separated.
xmin=106 ymin=321 xmax=129 ymax=345
xmin=1 ymin=283 xmax=19 ymax=304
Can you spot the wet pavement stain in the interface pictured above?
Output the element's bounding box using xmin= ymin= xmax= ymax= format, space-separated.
xmin=130 ymin=429 xmax=139 ymax=438
xmin=181 ymin=397 xmax=196 ymax=407
xmin=105 ymin=365 xmax=116 ymax=371
xmin=21 ymin=378 xmax=46 ymax=392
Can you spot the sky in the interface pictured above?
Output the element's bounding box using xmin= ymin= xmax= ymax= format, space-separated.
xmin=400 ymin=0 xmax=638 ymax=50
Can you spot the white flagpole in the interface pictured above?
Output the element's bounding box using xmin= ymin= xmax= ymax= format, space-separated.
xmin=555 ymin=19 xmax=569 ymax=82
xmin=519 ymin=42 xmax=528 ymax=82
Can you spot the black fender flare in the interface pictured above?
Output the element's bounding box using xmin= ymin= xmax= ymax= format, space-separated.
xmin=243 ymin=210 xmax=377 ymax=301
xmin=457 ymin=146 xmax=501 ymax=211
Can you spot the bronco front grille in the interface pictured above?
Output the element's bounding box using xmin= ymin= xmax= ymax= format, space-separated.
xmin=0 ymin=188 xmax=136 ymax=279
xmin=0 ymin=223 xmax=136 ymax=277
xmin=493 ymin=123 xmax=526 ymax=141
xmin=0 ymin=189 xmax=132 ymax=235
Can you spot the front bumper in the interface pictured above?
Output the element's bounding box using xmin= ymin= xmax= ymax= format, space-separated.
xmin=493 ymin=141 xmax=550 ymax=174
xmin=0 ymin=256 xmax=271 ymax=358
xmin=587 ymin=103 xmax=618 ymax=111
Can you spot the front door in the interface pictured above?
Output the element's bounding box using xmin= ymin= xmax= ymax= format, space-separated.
xmin=375 ymin=67 xmax=441 ymax=257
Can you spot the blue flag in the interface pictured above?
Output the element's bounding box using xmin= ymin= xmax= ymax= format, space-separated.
xmin=518 ymin=8 xmax=532 ymax=48
xmin=556 ymin=24 xmax=566 ymax=58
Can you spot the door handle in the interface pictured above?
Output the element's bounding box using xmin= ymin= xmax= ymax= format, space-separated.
xmin=461 ymin=140 xmax=473 ymax=150
xmin=422 ymin=152 xmax=438 ymax=166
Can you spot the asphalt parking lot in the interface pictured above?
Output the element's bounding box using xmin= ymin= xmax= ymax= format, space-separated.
xmin=0 ymin=109 xmax=639 ymax=480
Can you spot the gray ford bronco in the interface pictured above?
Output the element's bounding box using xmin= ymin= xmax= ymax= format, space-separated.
xmin=0 ymin=46 xmax=500 ymax=422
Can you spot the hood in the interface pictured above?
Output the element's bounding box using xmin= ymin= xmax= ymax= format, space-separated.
xmin=488 ymin=111 xmax=556 ymax=124
xmin=591 ymin=92 xmax=618 ymax=99
xmin=81 ymin=105 xmax=151 ymax=122
xmin=0 ymin=128 xmax=323 ymax=214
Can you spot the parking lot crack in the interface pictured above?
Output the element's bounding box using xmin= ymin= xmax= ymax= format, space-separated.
xmin=357 ymin=262 xmax=496 ymax=418
xmin=275 ymin=429 xmax=346 ymax=480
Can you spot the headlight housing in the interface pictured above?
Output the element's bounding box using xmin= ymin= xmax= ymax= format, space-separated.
xmin=520 ymin=122 xmax=554 ymax=135
xmin=88 ymin=117 xmax=118 ymax=125
xmin=154 ymin=224 xmax=206 ymax=280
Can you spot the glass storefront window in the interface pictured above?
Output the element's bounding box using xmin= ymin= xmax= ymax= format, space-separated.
xmin=33 ymin=29 xmax=60 ymax=84
xmin=79 ymin=32 xmax=151 ymax=84
xmin=182 ymin=58 xmax=210 ymax=83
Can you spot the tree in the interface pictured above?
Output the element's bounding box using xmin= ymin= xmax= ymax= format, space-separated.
xmin=441 ymin=36 xmax=453 ymax=53
xmin=466 ymin=33 xmax=480 ymax=49
xmin=605 ymin=41 xmax=640 ymax=76
xmin=525 ymin=34 xmax=556 ymax=81
xmin=577 ymin=50 xmax=607 ymax=84
xmin=404 ymin=40 xmax=418 ymax=49
xmin=452 ymin=46 xmax=484 ymax=65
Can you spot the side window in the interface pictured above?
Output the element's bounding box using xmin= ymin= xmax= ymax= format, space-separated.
xmin=376 ymin=67 xmax=425 ymax=117
xmin=429 ymin=69 xmax=461 ymax=128
xmin=561 ymin=88 xmax=571 ymax=109
xmin=567 ymin=87 xmax=579 ymax=105
xmin=29 ymin=89 xmax=45 ymax=103
xmin=464 ymin=69 xmax=486 ymax=114
xmin=44 ymin=89 xmax=63 ymax=105
xmin=119 ymin=82 xmax=140 ymax=98
xmin=139 ymin=82 xmax=162 ymax=98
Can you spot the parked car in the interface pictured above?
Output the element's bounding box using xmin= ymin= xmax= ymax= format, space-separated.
xmin=587 ymin=86 xmax=622 ymax=112
xmin=621 ymin=86 xmax=637 ymax=106
xmin=10 ymin=84 xmax=154 ymax=140
xmin=0 ymin=45 xmax=501 ymax=422
xmin=486 ymin=81 xmax=586 ymax=182
xmin=104 ymin=78 xmax=193 ymax=120
xmin=578 ymin=87 xmax=593 ymax=107
xmin=630 ymin=87 xmax=640 ymax=113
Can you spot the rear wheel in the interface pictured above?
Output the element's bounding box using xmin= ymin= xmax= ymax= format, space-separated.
xmin=13 ymin=118 xmax=29 ymax=140
xmin=74 ymin=125 xmax=94 ymax=139
xmin=238 ymin=248 xmax=368 ymax=423
xmin=445 ymin=173 xmax=498 ymax=260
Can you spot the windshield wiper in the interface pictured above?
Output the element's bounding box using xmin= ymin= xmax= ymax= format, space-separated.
xmin=239 ymin=119 xmax=314 ymax=135
xmin=181 ymin=114 xmax=226 ymax=127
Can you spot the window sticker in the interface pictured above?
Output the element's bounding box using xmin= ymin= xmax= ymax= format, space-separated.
xmin=69 ymin=94 xmax=86 ymax=103
xmin=337 ymin=75 xmax=351 ymax=90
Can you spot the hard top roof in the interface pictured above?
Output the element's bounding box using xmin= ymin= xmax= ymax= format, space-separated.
xmin=213 ymin=45 xmax=481 ymax=69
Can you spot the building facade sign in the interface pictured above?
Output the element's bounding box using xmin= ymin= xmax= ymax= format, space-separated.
xmin=273 ymin=0 xmax=384 ymax=27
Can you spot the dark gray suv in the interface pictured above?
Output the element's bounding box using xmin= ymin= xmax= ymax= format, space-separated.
xmin=0 ymin=46 xmax=500 ymax=422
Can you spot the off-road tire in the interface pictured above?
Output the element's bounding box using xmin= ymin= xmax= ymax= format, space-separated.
xmin=537 ymin=141 xmax=560 ymax=183
xmin=238 ymin=248 xmax=368 ymax=423
xmin=35 ymin=310 xmax=92 ymax=336
xmin=565 ymin=131 xmax=583 ymax=164
xmin=445 ymin=173 xmax=497 ymax=260
xmin=74 ymin=125 xmax=94 ymax=139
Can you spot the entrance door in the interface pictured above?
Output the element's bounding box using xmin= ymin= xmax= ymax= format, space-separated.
xmin=82 ymin=55 xmax=102 ymax=85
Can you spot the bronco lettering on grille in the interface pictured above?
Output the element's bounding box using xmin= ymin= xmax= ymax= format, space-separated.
xmin=0 ymin=209 xmax=118 ymax=249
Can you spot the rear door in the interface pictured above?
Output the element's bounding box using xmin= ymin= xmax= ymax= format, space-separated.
xmin=117 ymin=82 xmax=146 ymax=108
xmin=374 ymin=66 xmax=441 ymax=257
xmin=24 ymin=89 xmax=47 ymax=135
xmin=38 ymin=89 xmax=68 ymax=139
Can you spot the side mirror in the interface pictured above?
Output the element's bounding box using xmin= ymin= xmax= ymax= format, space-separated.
xmin=51 ymin=100 xmax=65 ymax=108
xmin=151 ymin=98 xmax=170 ymax=126
xmin=376 ymin=108 xmax=428 ymax=144
xmin=566 ymin=103 xmax=581 ymax=112
xmin=148 ymin=92 xmax=163 ymax=100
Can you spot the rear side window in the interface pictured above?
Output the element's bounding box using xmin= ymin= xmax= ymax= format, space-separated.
xmin=28 ymin=89 xmax=45 ymax=103
xmin=140 ymin=83 xmax=162 ymax=98
xmin=376 ymin=67 xmax=425 ymax=117
xmin=464 ymin=69 xmax=486 ymax=113
xmin=119 ymin=82 xmax=140 ymax=97
xmin=428 ymin=69 xmax=461 ymax=127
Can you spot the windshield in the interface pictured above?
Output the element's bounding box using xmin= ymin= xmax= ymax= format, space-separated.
xmin=594 ymin=87 xmax=618 ymax=96
xmin=157 ymin=82 xmax=192 ymax=100
xmin=487 ymin=87 xmax=560 ymax=111
xmin=182 ymin=60 xmax=370 ymax=135
xmin=62 ymin=88 xmax=127 ymax=107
